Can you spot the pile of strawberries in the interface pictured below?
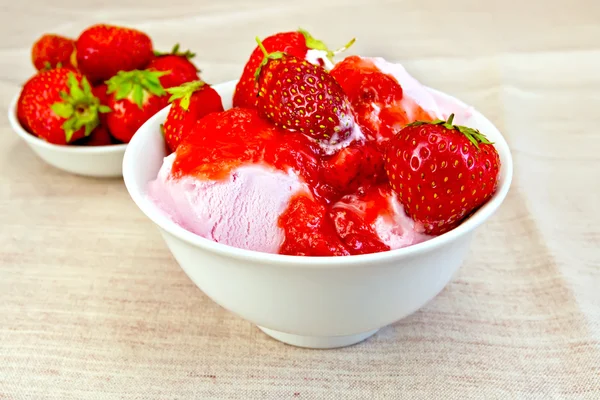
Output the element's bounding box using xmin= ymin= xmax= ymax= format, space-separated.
xmin=17 ymin=24 xmax=211 ymax=147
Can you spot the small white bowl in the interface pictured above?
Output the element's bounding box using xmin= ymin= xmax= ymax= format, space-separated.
xmin=8 ymin=93 xmax=128 ymax=178
xmin=123 ymin=80 xmax=513 ymax=349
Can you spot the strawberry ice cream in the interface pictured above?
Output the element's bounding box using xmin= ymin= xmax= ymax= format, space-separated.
xmin=147 ymin=51 xmax=478 ymax=256
xmin=148 ymin=155 xmax=308 ymax=254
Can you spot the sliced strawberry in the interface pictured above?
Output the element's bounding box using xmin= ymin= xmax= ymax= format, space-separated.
xmin=320 ymin=140 xmax=386 ymax=198
xmin=278 ymin=194 xmax=351 ymax=256
xmin=163 ymin=80 xmax=224 ymax=153
xmin=331 ymin=56 xmax=436 ymax=142
xmin=329 ymin=186 xmax=393 ymax=254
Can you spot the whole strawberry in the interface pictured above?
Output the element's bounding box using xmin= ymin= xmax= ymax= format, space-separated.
xmin=76 ymin=24 xmax=153 ymax=83
xmin=385 ymin=114 xmax=501 ymax=235
xmin=149 ymin=44 xmax=199 ymax=89
xmin=18 ymin=68 xmax=109 ymax=145
xmin=105 ymin=69 xmax=168 ymax=143
xmin=255 ymin=39 xmax=354 ymax=146
xmin=31 ymin=34 xmax=76 ymax=71
xmin=233 ymin=29 xmax=353 ymax=109
xmin=163 ymin=80 xmax=224 ymax=152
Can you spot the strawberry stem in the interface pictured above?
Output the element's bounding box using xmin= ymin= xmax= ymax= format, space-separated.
xmin=406 ymin=113 xmax=493 ymax=149
xmin=165 ymin=79 xmax=206 ymax=110
xmin=105 ymin=69 xmax=167 ymax=109
xmin=446 ymin=113 xmax=455 ymax=125
xmin=50 ymin=73 xmax=106 ymax=141
xmin=299 ymin=28 xmax=355 ymax=61
xmin=255 ymin=36 xmax=269 ymax=58
xmin=253 ymin=37 xmax=285 ymax=81
xmin=332 ymin=37 xmax=356 ymax=55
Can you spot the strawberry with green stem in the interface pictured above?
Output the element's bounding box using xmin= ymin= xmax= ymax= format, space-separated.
xmin=105 ymin=69 xmax=169 ymax=143
xmin=163 ymin=80 xmax=224 ymax=153
xmin=254 ymin=37 xmax=355 ymax=146
xmin=18 ymin=68 xmax=109 ymax=145
xmin=233 ymin=29 xmax=354 ymax=109
xmin=149 ymin=43 xmax=200 ymax=89
xmin=385 ymin=114 xmax=501 ymax=235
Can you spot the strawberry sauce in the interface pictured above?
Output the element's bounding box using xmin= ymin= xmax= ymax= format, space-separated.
xmin=330 ymin=55 xmax=436 ymax=142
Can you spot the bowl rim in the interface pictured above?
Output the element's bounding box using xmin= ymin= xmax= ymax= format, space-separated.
xmin=8 ymin=93 xmax=128 ymax=154
xmin=123 ymin=79 xmax=514 ymax=268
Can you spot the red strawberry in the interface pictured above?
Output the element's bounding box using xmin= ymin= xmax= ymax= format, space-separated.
xmin=320 ymin=140 xmax=386 ymax=197
xmin=76 ymin=24 xmax=153 ymax=83
xmin=75 ymin=125 xmax=114 ymax=146
xmin=31 ymin=34 xmax=76 ymax=71
xmin=16 ymin=81 xmax=33 ymax=132
xmin=255 ymin=40 xmax=354 ymax=145
xmin=331 ymin=56 xmax=436 ymax=142
xmin=329 ymin=185 xmax=393 ymax=255
xmin=385 ymin=114 xmax=501 ymax=235
xmin=278 ymin=194 xmax=350 ymax=256
xmin=148 ymin=44 xmax=199 ymax=89
xmin=92 ymin=83 xmax=110 ymax=126
xmin=331 ymin=55 xmax=403 ymax=106
xmin=163 ymin=80 xmax=224 ymax=152
xmin=18 ymin=68 xmax=109 ymax=145
xmin=92 ymin=83 xmax=109 ymax=106
xmin=105 ymin=69 xmax=168 ymax=143
xmin=233 ymin=29 xmax=354 ymax=109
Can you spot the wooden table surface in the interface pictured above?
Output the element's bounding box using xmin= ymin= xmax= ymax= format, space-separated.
xmin=1 ymin=0 xmax=599 ymax=398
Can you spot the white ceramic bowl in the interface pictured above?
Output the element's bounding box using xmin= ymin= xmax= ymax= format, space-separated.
xmin=123 ymin=80 xmax=513 ymax=349
xmin=8 ymin=93 xmax=127 ymax=178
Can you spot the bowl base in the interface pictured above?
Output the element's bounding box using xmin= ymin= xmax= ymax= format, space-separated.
xmin=257 ymin=326 xmax=379 ymax=349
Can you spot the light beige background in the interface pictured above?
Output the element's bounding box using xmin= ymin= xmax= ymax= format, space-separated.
xmin=1 ymin=0 xmax=599 ymax=399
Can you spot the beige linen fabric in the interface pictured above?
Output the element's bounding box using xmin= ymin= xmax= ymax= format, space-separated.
xmin=1 ymin=0 xmax=599 ymax=398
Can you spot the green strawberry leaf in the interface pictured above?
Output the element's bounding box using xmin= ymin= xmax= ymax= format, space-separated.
xmin=51 ymin=73 xmax=105 ymax=141
xmin=165 ymin=80 xmax=206 ymax=110
xmin=105 ymin=70 xmax=167 ymax=109
xmin=254 ymin=36 xmax=285 ymax=81
xmin=154 ymin=43 xmax=196 ymax=59
xmin=51 ymin=102 xmax=74 ymax=119
xmin=405 ymin=113 xmax=494 ymax=150
xmin=99 ymin=105 xmax=112 ymax=113
xmin=68 ymin=73 xmax=85 ymax=101
xmin=299 ymin=28 xmax=329 ymax=52
xmin=81 ymin=77 xmax=93 ymax=96
xmin=299 ymin=28 xmax=355 ymax=61
xmin=133 ymin=85 xmax=144 ymax=108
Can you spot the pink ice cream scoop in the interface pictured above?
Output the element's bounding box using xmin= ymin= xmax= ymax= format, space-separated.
xmin=148 ymin=154 xmax=309 ymax=254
